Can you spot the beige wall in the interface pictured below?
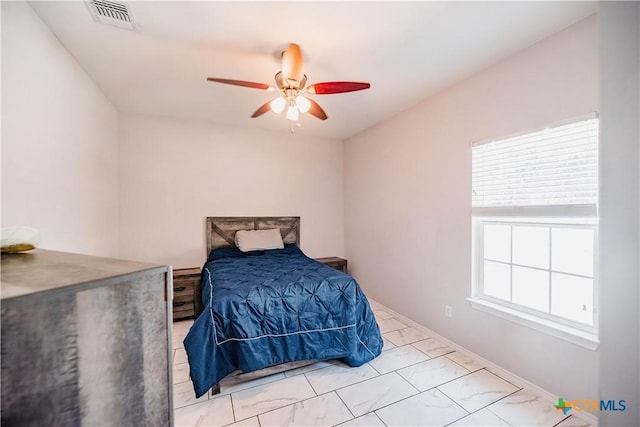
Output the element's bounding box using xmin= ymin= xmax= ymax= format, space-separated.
xmin=598 ymin=2 xmax=639 ymax=425
xmin=344 ymin=16 xmax=599 ymax=400
xmin=117 ymin=114 xmax=345 ymax=268
xmin=1 ymin=1 xmax=119 ymax=257
xmin=1 ymin=2 xmax=346 ymax=269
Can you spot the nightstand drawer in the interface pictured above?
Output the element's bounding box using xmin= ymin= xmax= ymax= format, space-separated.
xmin=173 ymin=294 xmax=195 ymax=315
xmin=173 ymin=279 xmax=196 ymax=297
xmin=172 ymin=267 xmax=201 ymax=321
xmin=315 ymin=257 xmax=348 ymax=274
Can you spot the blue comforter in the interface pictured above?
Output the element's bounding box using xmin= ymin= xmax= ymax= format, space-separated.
xmin=184 ymin=245 xmax=382 ymax=397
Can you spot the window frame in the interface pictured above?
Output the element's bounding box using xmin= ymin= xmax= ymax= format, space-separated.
xmin=469 ymin=114 xmax=600 ymax=350
xmin=472 ymin=217 xmax=599 ymax=334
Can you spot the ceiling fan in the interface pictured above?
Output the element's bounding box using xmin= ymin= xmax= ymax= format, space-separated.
xmin=207 ymin=43 xmax=370 ymax=124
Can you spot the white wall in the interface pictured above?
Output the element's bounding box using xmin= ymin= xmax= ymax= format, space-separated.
xmin=118 ymin=114 xmax=345 ymax=268
xmin=598 ymin=2 xmax=639 ymax=425
xmin=1 ymin=1 xmax=119 ymax=257
xmin=344 ymin=16 xmax=599 ymax=400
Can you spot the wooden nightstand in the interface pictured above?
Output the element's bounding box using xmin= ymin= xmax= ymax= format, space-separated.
xmin=172 ymin=267 xmax=201 ymax=321
xmin=315 ymin=257 xmax=348 ymax=274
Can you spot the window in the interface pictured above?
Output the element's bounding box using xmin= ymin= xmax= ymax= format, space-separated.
xmin=470 ymin=115 xmax=599 ymax=348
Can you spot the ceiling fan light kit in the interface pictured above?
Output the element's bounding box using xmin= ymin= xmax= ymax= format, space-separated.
xmin=207 ymin=43 xmax=371 ymax=131
xmin=295 ymin=95 xmax=311 ymax=113
xmin=269 ymin=97 xmax=286 ymax=114
xmin=286 ymin=103 xmax=299 ymax=121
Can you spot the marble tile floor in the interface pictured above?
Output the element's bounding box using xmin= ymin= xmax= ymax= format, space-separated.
xmin=171 ymin=306 xmax=592 ymax=427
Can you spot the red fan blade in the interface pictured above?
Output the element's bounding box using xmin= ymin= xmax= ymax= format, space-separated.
xmin=307 ymin=82 xmax=370 ymax=94
xmin=251 ymin=100 xmax=273 ymax=118
xmin=307 ymin=99 xmax=328 ymax=120
xmin=207 ymin=78 xmax=271 ymax=90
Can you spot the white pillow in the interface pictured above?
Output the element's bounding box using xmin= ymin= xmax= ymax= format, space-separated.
xmin=234 ymin=228 xmax=284 ymax=252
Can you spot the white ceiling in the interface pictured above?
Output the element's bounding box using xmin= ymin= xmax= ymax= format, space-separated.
xmin=29 ymin=1 xmax=597 ymax=140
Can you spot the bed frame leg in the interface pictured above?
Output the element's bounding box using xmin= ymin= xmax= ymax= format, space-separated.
xmin=211 ymin=384 xmax=221 ymax=396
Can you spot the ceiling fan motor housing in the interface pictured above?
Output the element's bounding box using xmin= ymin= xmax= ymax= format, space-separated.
xmin=281 ymin=44 xmax=305 ymax=85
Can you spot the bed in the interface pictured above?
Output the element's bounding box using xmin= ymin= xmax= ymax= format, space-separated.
xmin=183 ymin=216 xmax=383 ymax=398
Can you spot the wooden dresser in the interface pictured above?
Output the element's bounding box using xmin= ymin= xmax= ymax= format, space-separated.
xmin=1 ymin=250 xmax=173 ymax=426
xmin=173 ymin=267 xmax=201 ymax=320
xmin=315 ymin=256 xmax=348 ymax=273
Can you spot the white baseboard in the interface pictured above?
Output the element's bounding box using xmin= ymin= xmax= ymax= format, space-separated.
xmin=369 ymin=299 xmax=598 ymax=427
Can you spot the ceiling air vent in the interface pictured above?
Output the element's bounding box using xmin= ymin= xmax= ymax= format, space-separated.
xmin=85 ymin=0 xmax=134 ymax=30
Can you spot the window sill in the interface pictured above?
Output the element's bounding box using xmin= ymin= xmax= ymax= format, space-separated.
xmin=467 ymin=297 xmax=599 ymax=350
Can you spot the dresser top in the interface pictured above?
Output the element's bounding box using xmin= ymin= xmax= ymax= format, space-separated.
xmin=1 ymin=249 xmax=167 ymax=301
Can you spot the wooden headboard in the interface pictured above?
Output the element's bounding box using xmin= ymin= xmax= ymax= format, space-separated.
xmin=205 ymin=216 xmax=300 ymax=255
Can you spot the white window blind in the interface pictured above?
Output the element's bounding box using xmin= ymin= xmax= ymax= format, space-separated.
xmin=472 ymin=116 xmax=599 ymax=214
